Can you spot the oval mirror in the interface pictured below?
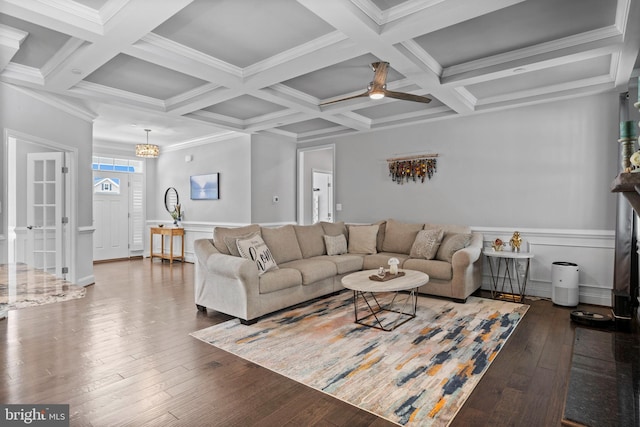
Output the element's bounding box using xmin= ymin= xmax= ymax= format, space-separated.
xmin=164 ymin=187 xmax=179 ymax=213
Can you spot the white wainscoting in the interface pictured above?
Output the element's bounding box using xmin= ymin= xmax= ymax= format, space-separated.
xmin=0 ymin=234 xmax=6 ymax=264
xmin=473 ymin=226 xmax=615 ymax=307
xmin=146 ymin=220 xmax=296 ymax=264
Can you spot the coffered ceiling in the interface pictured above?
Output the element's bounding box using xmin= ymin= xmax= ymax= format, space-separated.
xmin=1 ymin=0 xmax=639 ymax=149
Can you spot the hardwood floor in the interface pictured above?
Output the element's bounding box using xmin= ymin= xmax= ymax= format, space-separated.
xmin=0 ymin=259 xmax=615 ymax=426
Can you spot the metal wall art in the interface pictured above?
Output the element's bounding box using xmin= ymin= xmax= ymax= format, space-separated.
xmin=387 ymin=154 xmax=438 ymax=184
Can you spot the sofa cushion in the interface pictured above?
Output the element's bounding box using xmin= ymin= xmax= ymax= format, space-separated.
xmin=347 ymin=224 xmax=379 ymax=254
xmin=403 ymin=258 xmax=453 ymax=281
xmin=436 ymin=233 xmax=472 ymax=263
xmin=321 ymin=221 xmax=347 ymax=238
xmin=236 ymin=233 xmax=278 ymax=275
xmin=314 ymin=254 xmax=363 ymax=274
xmin=259 ymin=268 xmax=302 ymax=294
xmin=381 ymin=219 xmax=424 ymax=254
xmin=261 ymin=225 xmax=303 ymax=264
xmin=294 ymin=223 xmax=326 ymax=258
xmin=410 ymin=229 xmax=444 ymax=260
xmin=362 ymin=252 xmax=410 ymax=270
xmin=278 ymin=259 xmax=338 ymax=285
xmin=213 ymin=224 xmax=261 ymax=255
xmin=323 ymin=234 xmax=347 ymax=256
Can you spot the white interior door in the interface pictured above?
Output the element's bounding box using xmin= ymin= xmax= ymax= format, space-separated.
xmin=26 ymin=152 xmax=64 ymax=276
xmin=312 ymin=170 xmax=333 ymax=223
xmin=93 ymin=172 xmax=130 ymax=261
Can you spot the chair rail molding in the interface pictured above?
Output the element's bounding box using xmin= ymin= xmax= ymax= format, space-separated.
xmin=472 ymin=226 xmax=615 ymax=306
xmin=145 ymin=220 xmax=297 ymax=263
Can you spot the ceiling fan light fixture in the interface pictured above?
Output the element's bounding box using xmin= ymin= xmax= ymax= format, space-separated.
xmin=369 ymin=90 xmax=385 ymax=100
xmin=135 ymin=129 xmax=159 ymax=158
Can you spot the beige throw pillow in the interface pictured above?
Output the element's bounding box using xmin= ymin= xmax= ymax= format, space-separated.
xmin=436 ymin=233 xmax=472 ymax=263
xmin=213 ymin=224 xmax=261 ymax=255
xmin=410 ymin=229 xmax=444 ymax=260
xmin=236 ymin=233 xmax=278 ymax=275
xmin=324 ymin=234 xmax=347 ymax=256
xmin=381 ymin=219 xmax=424 ymax=254
xmin=224 ymin=233 xmax=254 ymax=257
xmin=347 ymin=224 xmax=379 ymax=254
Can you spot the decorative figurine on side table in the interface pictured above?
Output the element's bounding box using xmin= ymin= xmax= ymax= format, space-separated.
xmin=492 ymin=238 xmax=504 ymax=251
xmin=509 ymin=231 xmax=522 ymax=252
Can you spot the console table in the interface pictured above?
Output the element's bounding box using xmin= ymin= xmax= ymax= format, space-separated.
xmin=483 ymin=249 xmax=534 ymax=303
xmin=150 ymin=226 xmax=184 ymax=263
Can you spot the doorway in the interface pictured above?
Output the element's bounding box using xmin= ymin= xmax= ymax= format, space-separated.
xmin=312 ymin=170 xmax=333 ymax=223
xmin=5 ymin=131 xmax=75 ymax=280
xmin=93 ymin=172 xmax=130 ymax=261
xmin=297 ymin=145 xmax=335 ymax=225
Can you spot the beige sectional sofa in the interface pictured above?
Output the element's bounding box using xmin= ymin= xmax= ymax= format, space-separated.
xmin=194 ymin=219 xmax=483 ymax=324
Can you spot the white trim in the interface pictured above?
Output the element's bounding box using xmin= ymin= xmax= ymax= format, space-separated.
xmin=476 ymin=227 xmax=615 ymax=307
xmin=3 ymin=82 xmax=97 ymax=122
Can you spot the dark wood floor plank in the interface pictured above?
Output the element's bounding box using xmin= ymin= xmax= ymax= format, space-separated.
xmin=0 ymin=259 xmax=625 ymax=426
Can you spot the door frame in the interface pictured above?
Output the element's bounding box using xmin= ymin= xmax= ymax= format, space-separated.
xmin=4 ymin=129 xmax=77 ymax=281
xmin=297 ymin=144 xmax=335 ymax=225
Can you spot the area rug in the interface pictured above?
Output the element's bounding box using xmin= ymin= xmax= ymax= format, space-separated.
xmin=191 ymin=292 xmax=528 ymax=426
xmin=0 ymin=263 xmax=86 ymax=313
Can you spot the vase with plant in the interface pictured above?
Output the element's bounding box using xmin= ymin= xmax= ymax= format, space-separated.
xmin=171 ymin=203 xmax=182 ymax=226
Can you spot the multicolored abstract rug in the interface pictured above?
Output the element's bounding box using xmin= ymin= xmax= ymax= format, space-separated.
xmin=191 ymin=292 xmax=528 ymax=426
xmin=0 ymin=263 xmax=86 ymax=315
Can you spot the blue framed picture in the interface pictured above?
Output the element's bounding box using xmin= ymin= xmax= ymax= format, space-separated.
xmin=190 ymin=173 xmax=219 ymax=200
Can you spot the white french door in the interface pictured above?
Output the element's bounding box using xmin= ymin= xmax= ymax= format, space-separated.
xmin=26 ymin=152 xmax=65 ymax=276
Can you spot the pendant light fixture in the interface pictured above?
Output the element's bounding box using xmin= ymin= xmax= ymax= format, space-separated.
xmin=135 ymin=129 xmax=159 ymax=158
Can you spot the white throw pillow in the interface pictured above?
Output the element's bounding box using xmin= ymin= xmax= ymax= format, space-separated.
xmin=236 ymin=233 xmax=278 ymax=275
xmin=410 ymin=229 xmax=444 ymax=260
xmin=323 ymin=234 xmax=347 ymax=256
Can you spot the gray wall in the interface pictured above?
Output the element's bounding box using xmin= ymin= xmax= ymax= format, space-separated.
xmin=0 ymin=82 xmax=94 ymax=284
xmin=251 ymin=133 xmax=297 ymax=224
xmin=302 ymin=92 xmax=619 ymax=230
xmin=151 ymin=134 xmax=253 ymax=224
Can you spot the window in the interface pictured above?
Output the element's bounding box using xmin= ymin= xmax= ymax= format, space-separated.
xmin=91 ymin=156 xmax=143 ymax=173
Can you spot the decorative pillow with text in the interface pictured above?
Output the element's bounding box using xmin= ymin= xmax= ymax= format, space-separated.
xmin=236 ymin=233 xmax=278 ymax=275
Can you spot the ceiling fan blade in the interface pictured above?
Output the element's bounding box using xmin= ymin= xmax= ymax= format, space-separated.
xmin=383 ymin=90 xmax=432 ymax=104
xmin=371 ymin=61 xmax=389 ymax=87
xmin=320 ymin=91 xmax=369 ymax=106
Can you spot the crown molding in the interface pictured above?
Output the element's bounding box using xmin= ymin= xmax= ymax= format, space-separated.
xmin=2 ymin=82 xmax=96 ymax=122
xmin=0 ymin=24 xmax=28 ymax=49
xmin=443 ymin=26 xmax=622 ymax=80
xmin=137 ymin=33 xmax=242 ymax=79
xmin=1 ymin=63 xmax=44 ymax=85
xmin=163 ymin=131 xmax=246 ymax=152
xmin=98 ymin=0 xmax=130 ymax=26
xmin=244 ymin=31 xmax=348 ymax=79
xmin=40 ymin=37 xmax=87 ymax=80
xmin=70 ymin=81 xmax=165 ymax=110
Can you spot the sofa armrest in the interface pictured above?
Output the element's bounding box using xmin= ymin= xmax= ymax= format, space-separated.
xmin=193 ymin=238 xmax=261 ymax=320
xmin=451 ymin=233 xmax=483 ymax=268
xmin=450 ymin=232 xmax=484 ymax=300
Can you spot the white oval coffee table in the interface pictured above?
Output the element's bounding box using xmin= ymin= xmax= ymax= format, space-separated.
xmin=342 ymin=269 xmax=429 ymax=331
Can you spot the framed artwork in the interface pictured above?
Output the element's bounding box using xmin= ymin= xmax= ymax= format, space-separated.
xmin=190 ymin=173 xmax=219 ymax=200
